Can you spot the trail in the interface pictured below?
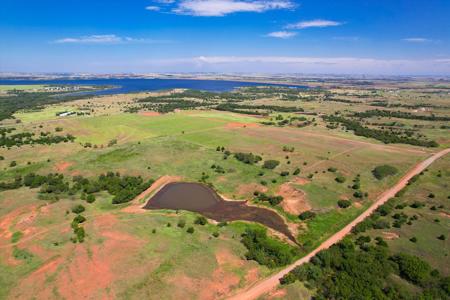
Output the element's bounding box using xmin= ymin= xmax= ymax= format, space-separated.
xmin=227 ymin=148 xmax=450 ymax=300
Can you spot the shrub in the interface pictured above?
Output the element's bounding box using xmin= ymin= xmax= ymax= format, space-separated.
xmin=410 ymin=237 xmax=417 ymax=243
xmin=212 ymin=232 xmax=220 ymax=238
xmin=71 ymin=204 xmax=85 ymax=214
xmin=338 ymin=200 xmax=351 ymax=208
xmin=9 ymin=161 xmax=17 ymax=167
xmin=293 ymin=168 xmax=300 ymax=175
xmin=299 ymin=211 xmax=316 ymax=221
xmin=177 ymin=219 xmax=186 ymax=228
xmin=73 ymin=215 xmax=86 ymax=224
xmin=280 ymin=171 xmax=289 ymax=177
xmin=86 ymin=194 xmax=96 ymax=203
xmin=335 ymin=176 xmax=346 ymax=183
xmin=372 ymin=165 xmax=398 ymax=180
xmin=186 ymin=227 xmax=195 ymax=234
xmin=194 ymin=216 xmax=208 ymax=225
xmin=263 ymin=160 xmax=280 ymax=169
xmin=328 ymin=167 xmax=337 ymax=172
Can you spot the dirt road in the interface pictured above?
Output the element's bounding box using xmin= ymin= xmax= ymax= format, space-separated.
xmin=227 ymin=148 xmax=450 ymax=300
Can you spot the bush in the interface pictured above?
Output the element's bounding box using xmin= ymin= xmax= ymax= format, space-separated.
xmin=86 ymin=194 xmax=96 ymax=203
xmin=338 ymin=200 xmax=351 ymax=208
xmin=335 ymin=176 xmax=346 ymax=183
xmin=9 ymin=161 xmax=17 ymax=167
xmin=372 ymin=165 xmax=398 ymax=180
xmin=263 ymin=160 xmax=280 ymax=169
xmin=186 ymin=227 xmax=195 ymax=234
xmin=293 ymin=168 xmax=300 ymax=175
xmin=177 ymin=219 xmax=186 ymax=228
xmin=299 ymin=211 xmax=316 ymax=221
xmin=212 ymin=232 xmax=220 ymax=238
xmin=71 ymin=204 xmax=85 ymax=214
xmin=194 ymin=216 xmax=208 ymax=225
xmin=73 ymin=215 xmax=86 ymax=224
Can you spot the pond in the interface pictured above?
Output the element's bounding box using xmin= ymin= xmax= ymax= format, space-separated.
xmin=143 ymin=182 xmax=296 ymax=243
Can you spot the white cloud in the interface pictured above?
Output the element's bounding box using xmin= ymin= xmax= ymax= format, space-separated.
xmin=53 ymin=34 xmax=172 ymax=44
xmin=136 ymin=56 xmax=450 ymax=75
xmin=172 ymin=0 xmax=294 ymax=17
xmin=266 ymin=31 xmax=296 ymax=39
xmin=145 ymin=6 xmax=161 ymax=11
xmin=287 ymin=19 xmax=342 ymax=29
xmin=403 ymin=38 xmax=431 ymax=43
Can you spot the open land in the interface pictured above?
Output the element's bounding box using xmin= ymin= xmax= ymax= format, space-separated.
xmin=0 ymin=77 xmax=449 ymax=299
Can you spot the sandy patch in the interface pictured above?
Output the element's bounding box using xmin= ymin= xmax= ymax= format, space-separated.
xmin=245 ymin=268 xmax=259 ymax=283
xmin=140 ymin=111 xmax=161 ymax=117
xmin=54 ymin=161 xmax=73 ymax=172
xmin=382 ymin=232 xmax=400 ymax=240
xmin=226 ymin=122 xmax=260 ymax=129
xmin=440 ymin=212 xmax=450 ymax=218
xmin=278 ymin=183 xmax=311 ymax=215
xmin=122 ymin=175 xmax=182 ymax=213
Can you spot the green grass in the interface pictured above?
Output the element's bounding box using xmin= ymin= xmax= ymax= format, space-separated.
xmin=0 ymin=85 xmax=46 ymax=91
xmin=14 ymin=105 xmax=79 ymax=123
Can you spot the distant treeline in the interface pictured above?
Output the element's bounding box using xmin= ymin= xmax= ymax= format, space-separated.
xmin=0 ymin=128 xmax=75 ymax=148
xmin=216 ymin=103 xmax=304 ymax=115
xmin=323 ymin=115 xmax=438 ymax=147
xmin=355 ymin=109 xmax=450 ymax=121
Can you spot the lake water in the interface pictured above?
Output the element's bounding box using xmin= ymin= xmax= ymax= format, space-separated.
xmin=0 ymin=78 xmax=302 ymax=96
xmin=144 ymin=182 xmax=296 ymax=242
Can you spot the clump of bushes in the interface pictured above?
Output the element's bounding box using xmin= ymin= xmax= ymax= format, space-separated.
xmin=299 ymin=211 xmax=316 ymax=221
xmin=194 ymin=216 xmax=208 ymax=225
xmin=254 ymin=192 xmax=283 ymax=206
xmin=263 ymin=160 xmax=280 ymax=169
xmin=241 ymin=228 xmax=298 ymax=268
xmin=338 ymin=200 xmax=351 ymax=208
xmin=372 ymin=165 xmax=398 ymax=180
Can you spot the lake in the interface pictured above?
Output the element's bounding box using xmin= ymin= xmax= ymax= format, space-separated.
xmin=0 ymin=78 xmax=303 ymax=96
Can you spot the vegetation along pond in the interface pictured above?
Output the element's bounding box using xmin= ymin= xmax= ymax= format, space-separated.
xmin=144 ymin=182 xmax=296 ymax=242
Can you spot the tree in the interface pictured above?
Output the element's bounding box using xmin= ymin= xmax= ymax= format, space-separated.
xmin=263 ymin=160 xmax=280 ymax=169
xmin=372 ymin=165 xmax=398 ymax=180
xmin=187 ymin=227 xmax=195 ymax=234
xmin=71 ymin=204 xmax=85 ymax=214
xmin=338 ymin=200 xmax=351 ymax=208
xmin=335 ymin=175 xmax=346 ymax=183
xmin=86 ymin=194 xmax=96 ymax=203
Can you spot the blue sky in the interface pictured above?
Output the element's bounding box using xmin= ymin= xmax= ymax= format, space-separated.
xmin=0 ymin=0 xmax=449 ymax=75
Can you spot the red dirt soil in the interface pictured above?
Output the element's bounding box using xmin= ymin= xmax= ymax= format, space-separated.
xmin=54 ymin=161 xmax=73 ymax=172
xmin=140 ymin=111 xmax=161 ymax=117
xmin=227 ymin=148 xmax=450 ymax=300
xmin=278 ymin=183 xmax=311 ymax=215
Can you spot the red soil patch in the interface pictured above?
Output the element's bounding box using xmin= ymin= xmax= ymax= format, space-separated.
xmin=278 ymin=183 xmax=311 ymax=215
xmin=226 ymin=122 xmax=260 ymax=129
xmin=440 ymin=212 xmax=450 ymax=218
xmin=245 ymin=268 xmax=259 ymax=283
xmin=267 ymin=288 xmax=287 ymax=299
xmin=292 ymin=177 xmax=310 ymax=186
xmin=11 ymin=213 xmax=145 ymax=299
xmin=54 ymin=161 xmax=73 ymax=172
xmin=140 ymin=111 xmax=161 ymax=117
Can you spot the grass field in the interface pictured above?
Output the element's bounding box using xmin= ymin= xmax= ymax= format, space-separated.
xmin=0 ymin=85 xmax=47 ymax=91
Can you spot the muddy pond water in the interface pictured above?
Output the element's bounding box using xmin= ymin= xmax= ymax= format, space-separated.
xmin=143 ymin=182 xmax=296 ymax=242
